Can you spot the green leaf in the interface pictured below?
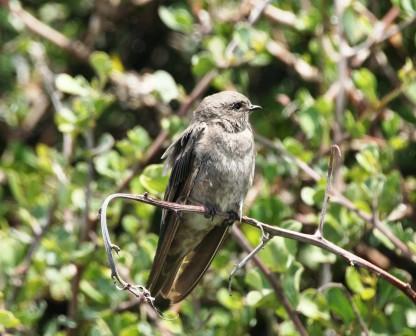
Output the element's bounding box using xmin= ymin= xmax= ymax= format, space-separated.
xmin=326 ymin=287 xmax=355 ymax=323
xmin=258 ymin=237 xmax=291 ymax=272
xmin=122 ymin=214 xmax=140 ymax=235
xmin=297 ymin=289 xmax=329 ymax=320
xmin=299 ymin=245 xmax=336 ymax=269
xmin=345 ymin=267 xmax=376 ymax=300
xmin=301 ymin=186 xmax=315 ymax=206
xmin=0 ymin=309 xmax=21 ymax=328
xmin=55 ymin=107 xmax=78 ymax=133
xmin=89 ymin=51 xmax=113 ymax=86
xmin=346 ymin=267 xmax=365 ymax=294
xmin=139 ymin=164 xmax=169 ymax=195
xmin=55 ymin=74 xmax=89 ymax=96
xmin=117 ymin=126 xmax=151 ymax=159
xmin=282 ymin=262 xmax=304 ymax=307
xmin=152 ymin=70 xmax=179 ymax=103
xmin=356 ymin=145 xmax=380 ymax=174
xmin=298 ymin=106 xmax=322 ymax=141
xmin=342 ymin=7 xmax=371 ymax=44
xmin=245 ymin=289 xmax=274 ymax=307
xmin=244 ymin=268 xmax=263 ymax=290
xmin=352 ymin=68 xmax=378 ymax=104
xmin=192 ymin=52 xmax=215 ymax=77
xmin=245 ymin=290 xmax=263 ymax=306
xmin=80 ymin=280 xmax=105 ymax=303
xmin=217 ymin=288 xmax=243 ymax=310
xmin=158 ymin=6 xmax=193 ymax=33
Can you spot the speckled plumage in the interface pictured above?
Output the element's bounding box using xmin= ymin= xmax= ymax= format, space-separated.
xmin=147 ymin=91 xmax=259 ymax=306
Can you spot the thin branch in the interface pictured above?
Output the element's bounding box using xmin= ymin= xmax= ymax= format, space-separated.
xmin=231 ymin=227 xmax=308 ymax=336
xmin=99 ymin=193 xmax=158 ymax=310
xmin=332 ymin=193 xmax=416 ymax=263
xmin=334 ymin=0 xmax=348 ymax=144
xmin=228 ymin=228 xmax=270 ymax=292
xmin=258 ymin=1 xmax=300 ymax=29
xmin=316 ymin=145 xmax=341 ymax=236
xmin=99 ymin=193 xmax=416 ymax=304
xmin=255 ymin=134 xmax=322 ymax=181
xmin=256 ymin=134 xmax=416 ymax=262
xmin=350 ymin=11 xmax=415 ymax=67
xmin=266 ymin=40 xmax=321 ymax=82
xmin=226 ymin=0 xmax=271 ymax=57
xmin=67 ymin=129 xmax=95 ymax=335
xmin=5 ymin=1 xmax=91 ymax=61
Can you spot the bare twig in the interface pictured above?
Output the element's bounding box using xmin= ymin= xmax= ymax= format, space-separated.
xmin=350 ymin=10 xmax=416 ymax=67
xmin=258 ymin=1 xmax=300 ymax=29
xmin=226 ymin=0 xmax=271 ymax=57
xmin=99 ymin=193 xmax=416 ymax=304
xmin=334 ymin=0 xmax=348 ymax=144
xmin=255 ymin=134 xmax=322 ymax=181
xmin=316 ymin=145 xmax=341 ymax=236
xmin=99 ymin=193 xmax=158 ymax=311
xmin=256 ymin=134 xmax=416 ymax=263
xmin=6 ymin=1 xmax=91 ymax=61
xmin=228 ymin=227 xmax=270 ymax=292
xmin=67 ymin=130 xmax=95 ymax=335
xmin=231 ymin=227 xmax=308 ymax=336
xmin=266 ymin=40 xmax=321 ymax=82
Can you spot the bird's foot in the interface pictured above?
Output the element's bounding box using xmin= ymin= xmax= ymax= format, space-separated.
xmin=226 ymin=210 xmax=240 ymax=224
xmin=204 ymin=203 xmax=220 ymax=220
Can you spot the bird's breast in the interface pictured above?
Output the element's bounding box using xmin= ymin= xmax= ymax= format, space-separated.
xmin=191 ymin=126 xmax=254 ymax=213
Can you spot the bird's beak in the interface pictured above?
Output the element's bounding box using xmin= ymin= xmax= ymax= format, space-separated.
xmin=249 ymin=104 xmax=262 ymax=112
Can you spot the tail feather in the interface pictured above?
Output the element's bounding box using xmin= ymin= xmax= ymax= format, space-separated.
xmin=160 ymin=223 xmax=229 ymax=304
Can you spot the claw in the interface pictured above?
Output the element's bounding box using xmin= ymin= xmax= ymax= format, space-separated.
xmin=204 ymin=203 xmax=219 ymax=220
xmin=111 ymin=244 xmax=121 ymax=255
xmin=227 ymin=210 xmax=240 ymax=223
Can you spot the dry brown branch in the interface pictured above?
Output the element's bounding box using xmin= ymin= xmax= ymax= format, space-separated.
xmin=334 ymin=0 xmax=348 ymax=145
xmin=5 ymin=1 xmax=91 ymax=61
xmin=266 ymin=40 xmax=321 ymax=82
xmin=316 ymin=145 xmax=341 ymax=235
xmin=260 ymin=2 xmax=300 ymax=29
xmin=67 ymin=130 xmax=95 ymax=336
xmin=255 ymin=134 xmax=416 ymax=263
xmin=99 ymin=192 xmax=416 ymax=304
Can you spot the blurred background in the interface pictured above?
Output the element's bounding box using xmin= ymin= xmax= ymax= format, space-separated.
xmin=0 ymin=0 xmax=416 ymax=335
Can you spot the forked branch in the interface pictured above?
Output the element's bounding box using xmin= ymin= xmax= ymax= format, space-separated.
xmin=99 ymin=191 xmax=416 ymax=304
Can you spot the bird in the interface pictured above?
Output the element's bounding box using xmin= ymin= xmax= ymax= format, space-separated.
xmin=147 ymin=91 xmax=260 ymax=307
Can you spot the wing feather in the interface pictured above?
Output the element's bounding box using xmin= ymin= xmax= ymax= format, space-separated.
xmin=147 ymin=124 xmax=205 ymax=295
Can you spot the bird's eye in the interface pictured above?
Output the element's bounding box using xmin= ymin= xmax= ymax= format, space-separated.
xmin=231 ymin=102 xmax=243 ymax=110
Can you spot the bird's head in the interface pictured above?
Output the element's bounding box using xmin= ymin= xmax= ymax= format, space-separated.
xmin=193 ymin=91 xmax=261 ymax=126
